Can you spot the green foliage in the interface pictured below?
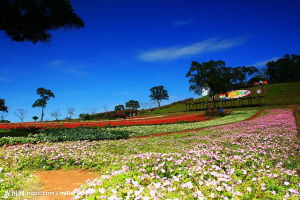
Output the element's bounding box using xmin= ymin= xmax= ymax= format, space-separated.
xmin=79 ymin=113 xmax=91 ymax=121
xmin=0 ymin=128 xmax=130 ymax=146
xmin=115 ymin=105 xmax=125 ymax=111
xmin=32 ymin=116 xmax=38 ymax=122
xmin=149 ymin=86 xmax=169 ymax=107
xmin=0 ymin=0 xmax=84 ymax=43
xmin=0 ymin=99 xmax=8 ymax=121
xmin=204 ymin=109 xmax=231 ymax=117
xmin=266 ymin=54 xmax=300 ymax=83
xmin=126 ymin=100 xmax=140 ymax=110
xmin=32 ymin=88 xmax=55 ymax=121
xmin=186 ymin=60 xmax=258 ymax=98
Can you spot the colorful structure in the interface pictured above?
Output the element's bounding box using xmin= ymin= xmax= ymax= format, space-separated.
xmin=220 ymin=90 xmax=251 ymax=100
xmin=253 ymin=80 xmax=268 ymax=86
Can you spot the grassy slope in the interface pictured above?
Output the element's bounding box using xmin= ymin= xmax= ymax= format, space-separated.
xmin=144 ymin=82 xmax=300 ymax=115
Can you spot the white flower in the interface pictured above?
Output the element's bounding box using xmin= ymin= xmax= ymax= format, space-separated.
xmin=210 ymin=193 xmax=215 ymax=198
xmin=216 ymin=186 xmax=223 ymax=191
xmin=284 ymin=181 xmax=290 ymax=186
xmin=161 ymin=169 xmax=166 ymax=173
xmin=0 ymin=167 xmax=3 ymax=172
xmin=270 ymin=191 xmax=276 ymax=195
xmin=99 ymin=188 xmax=106 ymax=194
xmin=247 ymin=187 xmax=252 ymax=192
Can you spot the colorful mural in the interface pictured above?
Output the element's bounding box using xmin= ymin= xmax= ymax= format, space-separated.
xmin=220 ymin=90 xmax=251 ymax=100
xmin=253 ymin=80 xmax=268 ymax=86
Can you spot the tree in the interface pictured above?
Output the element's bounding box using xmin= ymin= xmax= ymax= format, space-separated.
xmin=0 ymin=99 xmax=8 ymax=121
xmin=0 ymin=0 xmax=84 ymax=43
xmin=232 ymin=66 xmax=258 ymax=88
xmin=115 ymin=105 xmax=125 ymax=111
xmin=32 ymin=88 xmax=55 ymax=121
xmin=149 ymin=86 xmax=169 ymax=107
xmin=67 ymin=107 xmax=75 ymax=119
xmin=33 ymin=116 xmax=38 ymax=122
xmin=50 ymin=110 xmax=61 ymax=121
xmin=186 ymin=60 xmax=258 ymax=108
xmin=14 ymin=108 xmax=27 ymax=122
xmin=126 ymin=100 xmax=140 ymax=110
xmin=266 ymin=54 xmax=300 ymax=83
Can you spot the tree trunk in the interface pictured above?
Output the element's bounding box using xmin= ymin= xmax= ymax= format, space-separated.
xmin=41 ymin=107 xmax=44 ymax=121
xmin=157 ymin=101 xmax=161 ymax=107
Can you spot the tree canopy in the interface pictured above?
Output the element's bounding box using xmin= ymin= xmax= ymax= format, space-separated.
xmin=149 ymin=86 xmax=169 ymax=107
xmin=0 ymin=99 xmax=8 ymax=121
xmin=125 ymin=100 xmax=140 ymax=110
xmin=0 ymin=0 xmax=84 ymax=43
xmin=266 ymin=54 xmax=300 ymax=83
xmin=115 ymin=105 xmax=125 ymax=111
xmin=186 ymin=60 xmax=258 ymax=100
xmin=32 ymin=88 xmax=55 ymax=121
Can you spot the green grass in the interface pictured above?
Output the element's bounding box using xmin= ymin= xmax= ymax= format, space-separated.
xmin=142 ymin=82 xmax=300 ymax=115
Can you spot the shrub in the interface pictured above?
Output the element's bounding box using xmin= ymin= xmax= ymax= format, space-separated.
xmin=204 ymin=109 xmax=232 ymax=117
xmin=79 ymin=113 xmax=91 ymax=121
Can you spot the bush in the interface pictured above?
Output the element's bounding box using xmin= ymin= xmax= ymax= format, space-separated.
xmin=79 ymin=113 xmax=91 ymax=121
xmin=0 ymin=128 xmax=131 ymax=146
xmin=204 ymin=109 xmax=231 ymax=117
xmin=0 ymin=120 xmax=10 ymax=123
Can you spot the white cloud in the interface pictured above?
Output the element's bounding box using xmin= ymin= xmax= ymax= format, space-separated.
xmin=138 ymin=36 xmax=248 ymax=61
xmin=172 ymin=20 xmax=193 ymax=27
xmin=250 ymin=57 xmax=280 ymax=67
xmin=48 ymin=60 xmax=89 ymax=77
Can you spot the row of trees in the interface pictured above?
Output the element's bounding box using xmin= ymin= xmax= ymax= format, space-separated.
xmin=185 ymin=54 xmax=300 ymax=105
xmin=114 ymin=86 xmax=169 ymax=111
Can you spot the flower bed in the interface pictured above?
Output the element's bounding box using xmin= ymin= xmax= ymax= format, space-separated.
xmin=0 ymin=113 xmax=209 ymax=130
xmin=1 ymin=109 xmax=298 ymax=199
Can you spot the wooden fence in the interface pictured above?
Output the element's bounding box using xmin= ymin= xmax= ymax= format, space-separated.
xmin=185 ymin=96 xmax=263 ymax=111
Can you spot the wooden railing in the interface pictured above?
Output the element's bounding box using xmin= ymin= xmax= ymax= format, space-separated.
xmin=185 ymin=96 xmax=263 ymax=111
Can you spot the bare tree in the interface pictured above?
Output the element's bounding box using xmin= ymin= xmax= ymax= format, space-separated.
xmin=90 ymin=108 xmax=97 ymax=115
xmin=14 ymin=108 xmax=27 ymax=122
xmin=50 ymin=110 xmax=61 ymax=121
xmin=0 ymin=109 xmax=8 ymax=121
xmin=67 ymin=107 xmax=75 ymax=119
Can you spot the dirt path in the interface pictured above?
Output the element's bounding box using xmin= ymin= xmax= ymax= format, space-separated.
xmin=130 ymin=110 xmax=265 ymax=140
xmin=35 ymin=169 xmax=98 ymax=200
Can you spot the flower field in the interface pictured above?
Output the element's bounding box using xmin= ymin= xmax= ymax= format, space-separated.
xmin=0 ymin=111 xmax=255 ymax=145
xmin=0 ymin=113 xmax=209 ymax=130
xmin=0 ymin=109 xmax=299 ymax=199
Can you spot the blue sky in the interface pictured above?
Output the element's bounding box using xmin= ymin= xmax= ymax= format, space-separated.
xmin=1 ymin=0 xmax=300 ymax=122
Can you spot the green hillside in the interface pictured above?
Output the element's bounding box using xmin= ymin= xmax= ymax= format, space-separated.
xmin=143 ymin=82 xmax=300 ymax=115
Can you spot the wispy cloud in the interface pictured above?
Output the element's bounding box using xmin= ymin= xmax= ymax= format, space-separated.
xmin=48 ymin=60 xmax=90 ymax=77
xmin=138 ymin=36 xmax=248 ymax=62
xmin=172 ymin=20 xmax=193 ymax=27
xmin=250 ymin=57 xmax=280 ymax=67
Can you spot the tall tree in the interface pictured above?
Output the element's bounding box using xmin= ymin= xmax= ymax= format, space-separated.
xmin=0 ymin=99 xmax=8 ymax=121
xmin=149 ymin=86 xmax=169 ymax=107
xmin=115 ymin=105 xmax=125 ymax=111
xmin=186 ymin=60 xmax=257 ymax=107
xmin=32 ymin=88 xmax=55 ymax=121
xmin=266 ymin=54 xmax=300 ymax=83
xmin=14 ymin=108 xmax=27 ymax=122
xmin=126 ymin=100 xmax=140 ymax=110
xmin=0 ymin=0 xmax=84 ymax=43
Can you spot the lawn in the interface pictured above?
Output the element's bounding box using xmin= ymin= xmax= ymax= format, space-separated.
xmin=0 ymin=109 xmax=299 ymax=199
